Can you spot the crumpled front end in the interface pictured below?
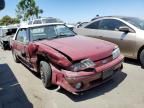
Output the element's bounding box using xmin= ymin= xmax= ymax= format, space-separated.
xmin=51 ymin=55 xmax=124 ymax=94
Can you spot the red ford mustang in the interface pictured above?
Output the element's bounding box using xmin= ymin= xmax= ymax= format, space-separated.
xmin=11 ymin=23 xmax=124 ymax=94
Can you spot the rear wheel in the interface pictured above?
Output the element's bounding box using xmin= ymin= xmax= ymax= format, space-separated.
xmin=12 ymin=50 xmax=20 ymax=63
xmin=139 ymin=49 xmax=144 ymax=67
xmin=40 ymin=61 xmax=52 ymax=88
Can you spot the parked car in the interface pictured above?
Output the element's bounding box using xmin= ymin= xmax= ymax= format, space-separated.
xmin=28 ymin=17 xmax=74 ymax=30
xmin=28 ymin=17 xmax=63 ymax=25
xmin=74 ymin=16 xmax=144 ymax=67
xmin=75 ymin=22 xmax=89 ymax=28
xmin=66 ymin=24 xmax=75 ymax=30
xmin=11 ymin=23 xmax=123 ymax=94
xmin=0 ymin=25 xmax=18 ymax=50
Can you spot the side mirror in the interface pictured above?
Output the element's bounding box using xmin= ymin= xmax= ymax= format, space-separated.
xmin=118 ymin=26 xmax=131 ymax=33
xmin=0 ymin=0 xmax=5 ymax=10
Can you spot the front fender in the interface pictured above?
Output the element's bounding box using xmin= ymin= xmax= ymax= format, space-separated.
xmin=29 ymin=43 xmax=72 ymax=68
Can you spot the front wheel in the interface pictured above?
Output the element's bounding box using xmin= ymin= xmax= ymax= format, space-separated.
xmin=40 ymin=61 xmax=52 ymax=88
xmin=140 ymin=49 xmax=144 ymax=67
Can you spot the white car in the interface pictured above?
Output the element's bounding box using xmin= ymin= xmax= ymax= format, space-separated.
xmin=28 ymin=17 xmax=63 ymax=25
xmin=28 ymin=17 xmax=74 ymax=30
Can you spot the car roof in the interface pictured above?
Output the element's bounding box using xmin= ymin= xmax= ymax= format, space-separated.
xmin=92 ymin=16 xmax=138 ymax=20
xmin=19 ymin=23 xmax=65 ymax=29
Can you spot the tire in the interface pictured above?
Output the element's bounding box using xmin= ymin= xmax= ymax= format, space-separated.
xmin=2 ymin=43 xmax=6 ymax=50
xmin=40 ymin=61 xmax=52 ymax=88
xmin=12 ymin=50 xmax=20 ymax=63
xmin=140 ymin=49 xmax=144 ymax=67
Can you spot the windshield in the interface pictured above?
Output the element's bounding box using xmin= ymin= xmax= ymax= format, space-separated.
xmin=1 ymin=28 xmax=17 ymax=37
xmin=121 ymin=17 xmax=144 ymax=30
xmin=30 ymin=25 xmax=76 ymax=41
xmin=42 ymin=18 xmax=63 ymax=23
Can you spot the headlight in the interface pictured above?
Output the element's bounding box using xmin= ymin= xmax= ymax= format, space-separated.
xmin=112 ymin=47 xmax=120 ymax=59
xmin=70 ymin=59 xmax=96 ymax=72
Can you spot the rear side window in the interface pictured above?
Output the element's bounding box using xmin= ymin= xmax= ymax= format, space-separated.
xmin=85 ymin=19 xmax=126 ymax=31
xmin=98 ymin=19 xmax=126 ymax=31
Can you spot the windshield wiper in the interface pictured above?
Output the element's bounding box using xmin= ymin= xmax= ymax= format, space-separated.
xmin=34 ymin=38 xmax=48 ymax=41
xmin=49 ymin=36 xmax=59 ymax=39
xmin=48 ymin=34 xmax=75 ymax=40
xmin=57 ymin=34 xmax=75 ymax=37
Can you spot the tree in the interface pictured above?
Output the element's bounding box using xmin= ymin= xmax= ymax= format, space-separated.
xmin=0 ymin=15 xmax=20 ymax=26
xmin=16 ymin=0 xmax=43 ymax=21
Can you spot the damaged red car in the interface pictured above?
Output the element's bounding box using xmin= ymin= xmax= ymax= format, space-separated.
xmin=11 ymin=23 xmax=124 ymax=94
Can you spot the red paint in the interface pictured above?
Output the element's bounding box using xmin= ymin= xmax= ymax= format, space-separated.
xmin=12 ymin=34 xmax=124 ymax=93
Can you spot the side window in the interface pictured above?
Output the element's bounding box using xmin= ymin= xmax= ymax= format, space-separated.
xmin=16 ymin=29 xmax=29 ymax=43
xmin=98 ymin=19 xmax=126 ymax=31
xmin=85 ymin=21 xmax=100 ymax=29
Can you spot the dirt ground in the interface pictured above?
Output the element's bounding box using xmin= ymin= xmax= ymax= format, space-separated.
xmin=0 ymin=49 xmax=144 ymax=108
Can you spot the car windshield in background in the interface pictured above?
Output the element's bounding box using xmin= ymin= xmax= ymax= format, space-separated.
xmin=42 ymin=18 xmax=63 ymax=23
xmin=2 ymin=28 xmax=17 ymax=36
xmin=30 ymin=25 xmax=76 ymax=41
xmin=122 ymin=17 xmax=144 ymax=30
xmin=6 ymin=28 xmax=17 ymax=35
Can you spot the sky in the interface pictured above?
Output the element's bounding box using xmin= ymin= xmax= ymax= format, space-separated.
xmin=0 ymin=0 xmax=144 ymax=23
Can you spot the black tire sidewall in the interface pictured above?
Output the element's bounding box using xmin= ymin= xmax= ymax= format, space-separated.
xmin=140 ymin=49 xmax=144 ymax=67
xmin=40 ymin=61 xmax=52 ymax=88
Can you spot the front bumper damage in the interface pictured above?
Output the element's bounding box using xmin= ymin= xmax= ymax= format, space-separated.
xmin=51 ymin=55 xmax=124 ymax=94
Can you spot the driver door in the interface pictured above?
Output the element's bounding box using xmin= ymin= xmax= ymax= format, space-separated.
xmin=15 ymin=28 xmax=30 ymax=65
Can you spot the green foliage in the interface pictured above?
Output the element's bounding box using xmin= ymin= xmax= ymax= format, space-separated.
xmin=0 ymin=15 xmax=20 ymax=26
xmin=16 ymin=0 xmax=43 ymax=21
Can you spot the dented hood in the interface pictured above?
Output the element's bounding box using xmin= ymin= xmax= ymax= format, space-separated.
xmin=39 ymin=36 xmax=116 ymax=61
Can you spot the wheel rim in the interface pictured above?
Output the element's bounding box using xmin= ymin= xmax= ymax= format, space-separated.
xmin=40 ymin=65 xmax=46 ymax=85
xmin=2 ymin=44 xmax=4 ymax=49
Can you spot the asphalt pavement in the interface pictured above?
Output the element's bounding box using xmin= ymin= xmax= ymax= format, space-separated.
xmin=0 ymin=49 xmax=144 ymax=108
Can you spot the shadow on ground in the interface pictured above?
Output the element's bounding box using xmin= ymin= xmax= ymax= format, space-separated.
xmin=124 ymin=58 xmax=141 ymax=66
xmin=19 ymin=59 xmax=127 ymax=101
xmin=0 ymin=64 xmax=33 ymax=108
xmin=58 ymin=71 xmax=127 ymax=102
